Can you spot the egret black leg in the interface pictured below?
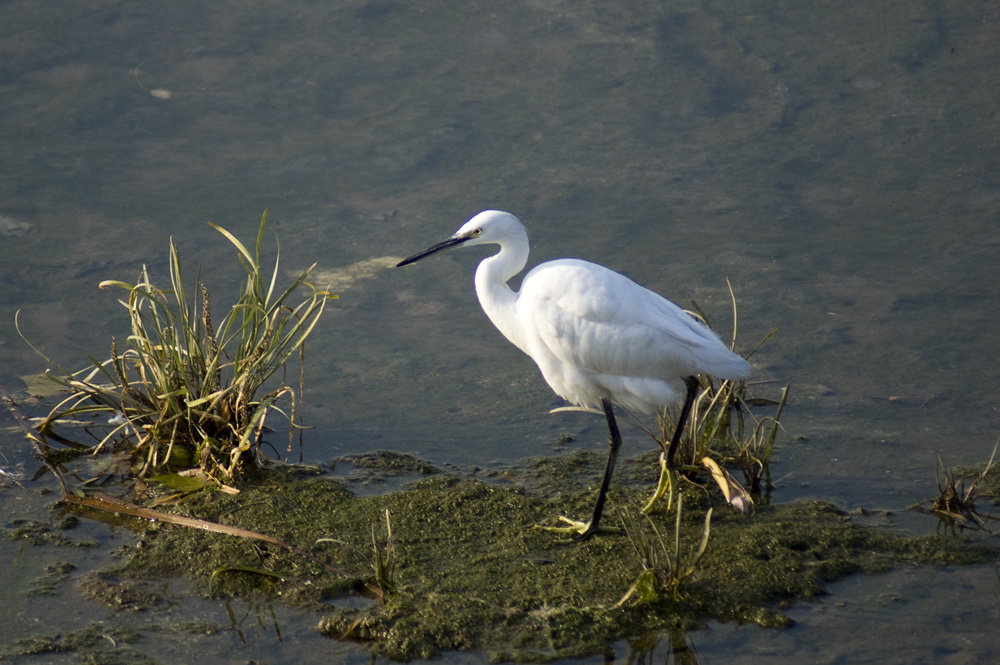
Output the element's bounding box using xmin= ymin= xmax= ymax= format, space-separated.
xmin=577 ymin=397 xmax=621 ymax=540
xmin=665 ymin=375 xmax=701 ymax=469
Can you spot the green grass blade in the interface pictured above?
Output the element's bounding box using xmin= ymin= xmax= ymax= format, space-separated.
xmin=208 ymin=221 xmax=255 ymax=265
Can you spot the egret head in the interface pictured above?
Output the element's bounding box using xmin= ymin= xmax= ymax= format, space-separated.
xmin=397 ymin=210 xmax=524 ymax=267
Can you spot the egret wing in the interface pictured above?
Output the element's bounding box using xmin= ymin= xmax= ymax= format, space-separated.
xmin=520 ymin=260 xmax=723 ymax=380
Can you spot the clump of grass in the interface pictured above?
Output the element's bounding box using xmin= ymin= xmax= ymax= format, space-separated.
xmin=912 ymin=438 xmax=1000 ymax=533
xmin=615 ymin=495 xmax=712 ymax=605
xmin=637 ymin=283 xmax=787 ymax=512
xmin=731 ymin=382 xmax=789 ymax=497
xmin=18 ymin=210 xmax=332 ymax=486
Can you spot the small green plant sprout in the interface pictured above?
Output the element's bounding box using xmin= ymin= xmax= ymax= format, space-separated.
xmin=912 ymin=437 xmax=1000 ymax=533
xmin=371 ymin=509 xmax=397 ymax=603
xmin=316 ymin=508 xmax=397 ymax=606
xmin=18 ymin=210 xmax=333 ymax=488
xmin=614 ymin=495 xmax=712 ymax=606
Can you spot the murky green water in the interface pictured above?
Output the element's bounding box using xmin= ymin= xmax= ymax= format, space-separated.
xmin=2 ymin=0 xmax=999 ymax=662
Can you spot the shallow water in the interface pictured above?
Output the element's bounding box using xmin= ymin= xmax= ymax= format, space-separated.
xmin=1 ymin=0 xmax=999 ymax=662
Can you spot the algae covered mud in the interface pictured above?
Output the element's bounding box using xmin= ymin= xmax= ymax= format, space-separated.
xmin=8 ymin=452 xmax=993 ymax=663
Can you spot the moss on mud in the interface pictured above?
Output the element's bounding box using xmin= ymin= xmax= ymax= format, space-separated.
xmin=97 ymin=452 xmax=995 ymax=661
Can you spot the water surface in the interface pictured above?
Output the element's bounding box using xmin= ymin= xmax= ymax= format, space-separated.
xmin=1 ymin=0 xmax=998 ymax=662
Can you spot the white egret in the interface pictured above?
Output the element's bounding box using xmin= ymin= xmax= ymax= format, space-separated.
xmin=397 ymin=210 xmax=750 ymax=539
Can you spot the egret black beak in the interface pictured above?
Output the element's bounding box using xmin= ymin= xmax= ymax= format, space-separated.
xmin=396 ymin=233 xmax=473 ymax=267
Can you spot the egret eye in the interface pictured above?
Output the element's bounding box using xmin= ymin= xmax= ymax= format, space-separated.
xmin=472 ymin=228 xmax=482 ymax=236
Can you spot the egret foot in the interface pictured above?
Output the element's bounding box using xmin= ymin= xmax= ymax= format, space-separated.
xmin=535 ymin=516 xmax=621 ymax=541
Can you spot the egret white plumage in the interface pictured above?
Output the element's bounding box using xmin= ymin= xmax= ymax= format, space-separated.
xmin=397 ymin=210 xmax=750 ymax=539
